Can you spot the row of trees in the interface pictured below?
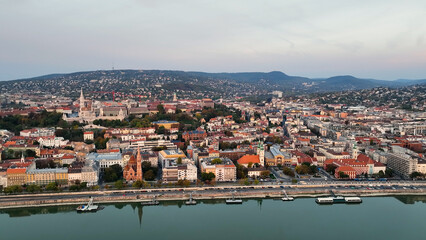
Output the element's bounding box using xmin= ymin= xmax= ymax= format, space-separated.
xmin=3 ymin=182 xmax=61 ymax=194
xmin=295 ymin=162 xmax=318 ymax=175
xmin=0 ymin=110 xmax=63 ymax=134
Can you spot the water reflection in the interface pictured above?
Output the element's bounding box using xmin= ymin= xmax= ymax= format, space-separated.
xmin=1 ymin=196 xmax=424 ymax=221
xmin=0 ymin=205 xmax=76 ymax=218
xmin=394 ymin=195 xmax=426 ymax=204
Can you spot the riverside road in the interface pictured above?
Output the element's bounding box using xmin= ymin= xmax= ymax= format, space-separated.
xmin=0 ymin=181 xmax=425 ymax=208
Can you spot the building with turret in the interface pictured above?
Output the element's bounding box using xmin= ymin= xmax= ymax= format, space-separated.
xmin=63 ymin=88 xmax=127 ymax=123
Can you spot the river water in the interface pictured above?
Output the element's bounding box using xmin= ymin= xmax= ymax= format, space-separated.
xmin=1 ymin=196 xmax=425 ymax=240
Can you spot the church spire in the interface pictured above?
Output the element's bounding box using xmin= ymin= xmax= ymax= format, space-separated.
xmin=136 ymin=146 xmax=143 ymax=181
xmin=21 ymin=152 xmax=25 ymax=163
xmin=79 ymin=88 xmax=85 ymax=111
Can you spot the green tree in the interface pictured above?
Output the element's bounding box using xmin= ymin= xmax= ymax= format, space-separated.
xmin=283 ymin=167 xmax=295 ymax=177
xmin=156 ymin=126 xmax=166 ymax=134
xmin=326 ymin=164 xmax=338 ymax=175
xmin=45 ymin=182 xmax=59 ymax=192
xmin=4 ymin=185 xmax=23 ymax=194
xmin=385 ymin=168 xmax=393 ymax=177
xmin=338 ymin=171 xmax=349 ymax=179
xmin=144 ymin=170 xmax=156 ymax=181
xmin=104 ymin=167 xmax=119 ymax=182
xmin=410 ymin=172 xmax=424 ymax=179
xmin=132 ymin=180 xmax=144 ymax=188
xmin=26 ymin=185 xmax=42 ymax=193
xmin=157 ymin=104 xmax=165 ymax=114
xmin=260 ymin=170 xmax=270 ymax=179
xmin=115 ymin=180 xmax=125 ymax=189
xmin=211 ymin=158 xmax=223 ymax=164
xmin=201 ymin=172 xmax=215 ymax=182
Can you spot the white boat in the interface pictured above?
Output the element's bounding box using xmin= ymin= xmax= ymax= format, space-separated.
xmin=185 ymin=193 xmax=197 ymax=205
xmin=76 ymin=197 xmax=99 ymax=212
xmin=281 ymin=189 xmax=294 ymax=201
xmin=344 ymin=197 xmax=362 ymax=203
xmin=332 ymin=196 xmax=346 ymax=203
xmin=315 ymin=197 xmax=334 ymax=204
xmin=141 ymin=196 xmax=160 ymax=206
xmin=226 ymin=191 xmax=243 ymax=204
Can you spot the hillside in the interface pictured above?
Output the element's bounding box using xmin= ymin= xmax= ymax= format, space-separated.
xmin=1 ymin=70 xmax=425 ymax=100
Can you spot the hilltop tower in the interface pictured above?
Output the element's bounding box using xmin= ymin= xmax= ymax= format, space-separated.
xmin=136 ymin=146 xmax=143 ymax=181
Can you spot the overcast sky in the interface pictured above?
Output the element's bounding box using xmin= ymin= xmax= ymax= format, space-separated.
xmin=1 ymin=0 xmax=426 ymax=81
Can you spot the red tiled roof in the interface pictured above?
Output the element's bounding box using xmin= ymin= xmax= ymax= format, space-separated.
xmin=6 ymin=168 xmax=27 ymax=174
xmin=237 ymin=155 xmax=260 ymax=164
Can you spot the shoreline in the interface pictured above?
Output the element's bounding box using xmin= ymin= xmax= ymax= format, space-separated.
xmin=1 ymin=189 xmax=425 ymax=210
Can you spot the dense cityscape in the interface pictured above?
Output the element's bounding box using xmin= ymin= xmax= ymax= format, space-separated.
xmin=2 ymin=1 xmax=426 ymax=239
xmin=1 ymin=82 xmax=425 ymax=197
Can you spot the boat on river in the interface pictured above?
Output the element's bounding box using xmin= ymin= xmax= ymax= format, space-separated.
xmin=185 ymin=193 xmax=197 ymax=205
xmin=141 ymin=196 xmax=160 ymax=206
xmin=76 ymin=197 xmax=99 ymax=212
xmin=226 ymin=191 xmax=242 ymax=204
xmin=316 ymin=196 xmax=362 ymax=204
xmin=281 ymin=189 xmax=294 ymax=201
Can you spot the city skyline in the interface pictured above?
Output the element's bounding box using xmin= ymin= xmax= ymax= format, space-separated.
xmin=1 ymin=0 xmax=426 ymax=81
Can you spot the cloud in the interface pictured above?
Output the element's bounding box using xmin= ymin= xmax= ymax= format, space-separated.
xmin=0 ymin=0 xmax=426 ymax=80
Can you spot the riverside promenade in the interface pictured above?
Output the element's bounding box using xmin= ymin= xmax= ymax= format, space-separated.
xmin=1 ymin=182 xmax=426 ymax=209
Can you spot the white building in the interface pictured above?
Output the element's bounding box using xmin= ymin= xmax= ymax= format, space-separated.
xmin=38 ymin=136 xmax=69 ymax=148
xmin=86 ymin=152 xmax=124 ymax=169
xmin=177 ymin=163 xmax=197 ymax=181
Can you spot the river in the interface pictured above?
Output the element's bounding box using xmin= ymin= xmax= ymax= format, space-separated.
xmin=1 ymin=196 xmax=425 ymax=240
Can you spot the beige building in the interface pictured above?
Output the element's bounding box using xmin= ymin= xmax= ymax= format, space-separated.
xmin=386 ymin=153 xmax=417 ymax=178
xmin=200 ymin=157 xmax=236 ymax=182
xmin=26 ymin=168 xmax=68 ymax=186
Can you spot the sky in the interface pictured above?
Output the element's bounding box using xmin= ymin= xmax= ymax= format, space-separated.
xmin=1 ymin=0 xmax=426 ymax=81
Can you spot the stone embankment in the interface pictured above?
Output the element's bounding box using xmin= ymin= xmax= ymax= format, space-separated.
xmin=0 ymin=188 xmax=424 ymax=209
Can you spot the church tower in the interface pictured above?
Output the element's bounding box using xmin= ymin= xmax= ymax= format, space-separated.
xmin=136 ymin=147 xmax=143 ymax=181
xmin=352 ymin=142 xmax=359 ymax=159
xmin=173 ymin=92 xmax=177 ymax=102
xmin=257 ymin=141 xmax=265 ymax=166
xmin=79 ymin=88 xmax=85 ymax=111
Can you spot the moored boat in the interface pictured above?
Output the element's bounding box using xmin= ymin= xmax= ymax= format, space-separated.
xmin=141 ymin=196 xmax=160 ymax=206
xmin=344 ymin=197 xmax=362 ymax=204
xmin=315 ymin=197 xmax=334 ymax=204
xmin=332 ymin=196 xmax=346 ymax=203
xmin=281 ymin=189 xmax=294 ymax=201
xmin=76 ymin=197 xmax=99 ymax=212
xmin=226 ymin=191 xmax=242 ymax=204
xmin=185 ymin=193 xmax=197 ymax=205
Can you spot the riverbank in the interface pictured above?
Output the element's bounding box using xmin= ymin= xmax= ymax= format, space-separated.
xmin=1 ymin=187 xmax=425 ymax=210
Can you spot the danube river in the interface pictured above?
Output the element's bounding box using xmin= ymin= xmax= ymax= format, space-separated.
xmin=1 ymin=196 xmax=425 ymax=240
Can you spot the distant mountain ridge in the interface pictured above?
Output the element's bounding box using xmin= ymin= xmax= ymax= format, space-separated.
xmin=1 ymin=70 xmax=425 ymax=99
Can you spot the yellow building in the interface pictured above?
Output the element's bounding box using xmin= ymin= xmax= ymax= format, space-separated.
xmin=26 ymin=168 xmax=68 ymax=186
xmin=153 ymin=120 xmax=179 ymax=130
xmin=6 ymin=168 xmax=27 ymax=186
